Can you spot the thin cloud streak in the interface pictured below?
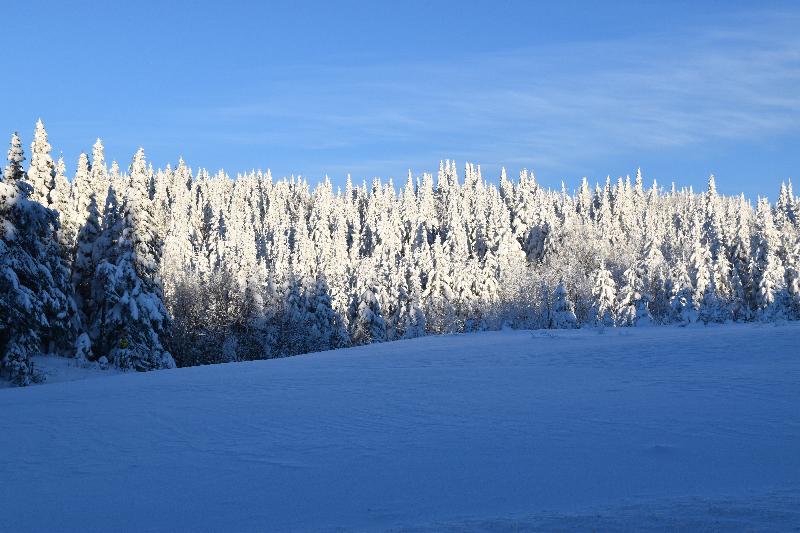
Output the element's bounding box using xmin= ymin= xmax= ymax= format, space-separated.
xmin=179 ymin=11 xmax=800 ymax=182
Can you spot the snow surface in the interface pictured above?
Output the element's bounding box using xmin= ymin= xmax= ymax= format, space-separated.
xmin=2 ymin=324 xmax=799 ymax=531
xmin=0 ymin=355 xmax=121 ymax=390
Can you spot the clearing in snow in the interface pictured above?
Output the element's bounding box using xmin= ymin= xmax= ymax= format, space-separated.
xmin=2 ymin=324 xmax=799 ymax=531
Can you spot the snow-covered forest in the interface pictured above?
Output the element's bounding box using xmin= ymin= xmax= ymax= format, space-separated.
xmin=1 ymin=120 xmax=799 ymax=386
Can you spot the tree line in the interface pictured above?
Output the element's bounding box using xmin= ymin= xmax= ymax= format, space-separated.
xmin=1 ymin=120 xmax=798 ymax=385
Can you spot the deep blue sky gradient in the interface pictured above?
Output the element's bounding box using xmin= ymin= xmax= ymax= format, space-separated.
xmin=2 ymin=1 xmax=798 ymax=199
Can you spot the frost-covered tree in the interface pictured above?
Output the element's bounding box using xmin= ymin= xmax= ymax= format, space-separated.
xmin=1 ymin=137 xmax=79 ymax=384
xmin=51 ymin=155 xmax=74 ymax=248
xmin=617 ymin=264 xmax=652 ymax=326
xmin=785 ymin=241 xmax=800 ymax=320
xmin=89 ymin=149 xmax=174 ymax=370
xmin=1 ymin=174 xmax=43 ymax=385
xmin=350 ymin=286 xmax=387 ymax=345
xmin=670 ymin=262 xmax=697 ymax=324
xmin=591 ymin=264 xmax=616 ymax=327
xmin=3 ymin=132 xmax=25 ymax=184
xmin=689 ymin=238 xmax=712 ymax=311
xmin=306 ymin=274 xmax=350 ymax=352
xmin=72 ymin=191 xmax=101 ymax=324
xmin=26 ymin=120 xmax=57 ymax=207
xmin=90 ymin=138 xmax=110 ymax=216
xmin=422 ymin=239 xmax=456 ymax=333
xmin=397 ymin=269 xmax=427 ymax=339
xmin=752 ymin=199 xmax=788 ymax=320
xmin=549 ymin=281 xmax=578 ymax=329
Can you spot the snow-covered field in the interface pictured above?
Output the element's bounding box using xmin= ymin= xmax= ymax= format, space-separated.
xmin=0 ymin=355 xmax=123 ymax=390
xmin=2 ymin=324 xmax=799 ymax=532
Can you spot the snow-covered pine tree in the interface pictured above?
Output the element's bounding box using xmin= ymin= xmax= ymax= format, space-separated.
xmin=549 ymin=280 xmax=578 ymax=329
xmin=1 ymin=134 xmax=78 ymax=384
xmin=1 ymin=145 xmax=41 ymax=384
xmin=785 ymin=239 xmax=800 ymax=319
xmin=306 ymin=274 xmax=349 ymax=351
xmin=700 ymin=255 xmax=732 ymax=323
xmin=72 ymin=191 xmax=101 ymax=325
xmin=617 ymin=264 xmax=652 ymax=326
xmin=396 ymin=260 xmax=427 ymax=339
xmin=752 ymin=198 xmax=788 ymax=320
xmin=350 ymin=285 xmax=387 ymax=345
xmin=51 ymin=155 xmax=74 ymax=249
xmin=421 ymin=237 xmax=456 ymax=333
xmin=689 ymin=231 xmax=712 ymax=312
xmin=19 ymin=128 xmax=80 ymax=355
xmin=3 ymin=132 xmax=25 ymax=184
xmin=25 ymin=120 xmax=57 ymax=207
xmin=728 ymin=262 xmax=748 ymax=321
xmin=670 ymin=262 xmax=697 ymax=324
xmin=702 ymin=174 xmax=724 ymax=260
xmin=591 ymin=264 xmax=616 ymax=327
xmin=160 ymin=159 xmax=195 ymax=300
xmin=89 ymin=149 xmax=174 ymax=370
xmin=90 ymin=138 xmax=110 ymax=217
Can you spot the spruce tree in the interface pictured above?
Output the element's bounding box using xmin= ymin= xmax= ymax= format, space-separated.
xmin=350 ymin=286 xmax=387 ymax=345
xmin=617 ymin=265 xmax=652 ymax=326
xmin=51 ymin=155 xmax=74 ymax=249
xmin=550 ymin=281 xmax=578 ymax=329
xmin=753 ymin=199 xmax=788 ymax=320
xmin=89 ymin=150 xmax=174 ymax=370
xmin=1 ymin=134 xmax=78 ymax=383
xmin=591 ymin=264 xmax=616 ymax=327
xmin=3 ymin=132 xmax=25 ymax=184
xmin=670 ymin=262 xmax=697 ymax=324
xmin=26 ymin=119 xmax=57 ymax=207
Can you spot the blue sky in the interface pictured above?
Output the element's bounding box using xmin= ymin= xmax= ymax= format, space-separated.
xmin=1 ymin=1 xmax=798 ymax=199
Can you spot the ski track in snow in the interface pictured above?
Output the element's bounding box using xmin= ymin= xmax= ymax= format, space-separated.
xmin=2 ymin=323 xmax=799 ymax=532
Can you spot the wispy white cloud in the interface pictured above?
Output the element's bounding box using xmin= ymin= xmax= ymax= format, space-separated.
xmin=184 ymin=10 xmax=800 ymax=180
